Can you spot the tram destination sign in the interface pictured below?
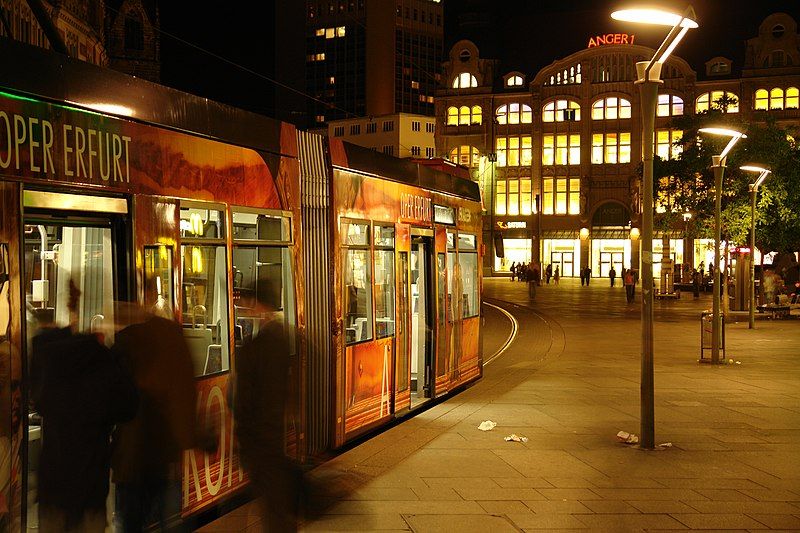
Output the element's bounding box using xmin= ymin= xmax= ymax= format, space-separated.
xmin=399 ymin=192 xmax=432 ymax=223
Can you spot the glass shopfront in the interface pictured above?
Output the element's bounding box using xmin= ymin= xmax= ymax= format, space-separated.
xmin=591 ymin=239 xmax=630 ymax=278
xmin=494 ymin=237 xmax=532 ymax=272
xmin=543 ymin=239 xmax=580 ymax=277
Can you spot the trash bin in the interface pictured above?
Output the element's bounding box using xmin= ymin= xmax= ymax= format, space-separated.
xmin=700 ymin=310 xmax=725 ymax=360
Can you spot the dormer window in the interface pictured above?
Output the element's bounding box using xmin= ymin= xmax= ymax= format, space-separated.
xmin=452 ymin=72 xmax=478 ymax=89
xmin=506 ymin=75 xmax=523 ymax=87
xmin=710 ymin=62 xmax=729 ymax=75
xmin=772 ymin=24 xmax=785 ymax=38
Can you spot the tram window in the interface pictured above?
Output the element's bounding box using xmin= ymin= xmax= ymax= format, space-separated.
xmin=446 ymin=231 xmax=456 ymax=322
xmin=232 ymin=211 xmax=291 ymax=242
xmin=180 ymin=206 xmax=225 ymax=239
xmin=458 ymin=233 xmax=477 ymax=250
xmin=344 ymin=249 xmax=373 ymax=343
xmin=344 ymin=221 xmax=370 ymax=246
xmin=144 ymin=245 xmax=173 ymax=316
xmin=458 ymin=251 xmax=479 ymax=318
xmin=374 ymin=226 xmax=395 ymax=338
xmin=181 ymin=244 xmax=230 ymax=376
xmin=231 ymin=245 xmax=297 ymax=358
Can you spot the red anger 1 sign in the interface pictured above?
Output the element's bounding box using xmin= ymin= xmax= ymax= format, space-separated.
xmin=588 ymin=33 xmax=635 ymax=48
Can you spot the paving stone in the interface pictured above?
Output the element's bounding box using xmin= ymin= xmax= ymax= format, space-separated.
xmin=684 ymin=500 xmax=800 ymax=514
xmin=344 ymin=488 xmax=420 ymax=501
xmin=579 ymin=499 xmax=641 ymax=514
xmin=326 ymin=500 xmax=487 ymax=515
xmin=477 ymin=500 xmax=533 ymax=515
xmin=456 ymin=487 xmax=546 ymax=501
xmin=403 ymin=513 xmax=518 ymax=532
xmin=523 ymin=500 xmax=592 ymax=514
xmin=492 ymin=477 xmax=554 ymax=488
xmin=575 ymin=513 xmax=687 ymax=530
xmin=626 ymin=500 xmax=699 ymax=514
xmin=301 ymin=514 xmax=410 ymax=531
xmin=506 ymin=513 xmax=589 ymax=529
xmin=670 ymin=513 xmax=766 ymax=529
xmin=409 ymin=487 xmax=463 ymax=501
xmin=536 ymin=488 xmax=601 ymax=501
xmin=745 ymin=513 xmax=800 ymax=529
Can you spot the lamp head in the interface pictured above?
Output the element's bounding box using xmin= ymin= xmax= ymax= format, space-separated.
xmin=611 ymin=8 xmax=698 ymax=28
xmin=682 ymin=212 xmax=692 ymax=221
xmin=699 ymin=127 xmax=747 ymax=159
xmin=740 ymin=165 xmax=771 ymax=189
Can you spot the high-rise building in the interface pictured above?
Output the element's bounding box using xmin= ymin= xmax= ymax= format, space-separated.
xmin=305 ymin=0 xmax=443 ymax=126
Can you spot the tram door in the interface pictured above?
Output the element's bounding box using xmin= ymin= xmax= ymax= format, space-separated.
xmin=21 ymin=191 xmax=130 ymax=531
xmin=409 ymin=233 xmax=434 ymax=408
xmin=600 ymin=252 xmax=624 ymax=278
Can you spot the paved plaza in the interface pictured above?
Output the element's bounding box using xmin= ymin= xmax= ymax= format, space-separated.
xmin=200 ymin=278 xmax=800 ymax=532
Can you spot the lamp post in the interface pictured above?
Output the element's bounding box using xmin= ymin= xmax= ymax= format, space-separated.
xmin=698 ymin=128 xmax=746 ymax=364
xmin=683 ymin=211 xmax=692 ymax=280
xmin=611 ymin=6 xmax=697 ymax=450
xmin=740 ymin=165 xmax=771 ymax=329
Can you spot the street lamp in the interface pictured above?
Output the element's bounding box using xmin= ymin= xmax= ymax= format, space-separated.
xmin=698 ymin=127 xmax=746 ymax=364
xmin=682 ymin=211 xmax=692 ymax=280
xmin=611 ymin=5 xmax=697 ymax=450
xmin=740 ymin=165 xmax=771 ymax=329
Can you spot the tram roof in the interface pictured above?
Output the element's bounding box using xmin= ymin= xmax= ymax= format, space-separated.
xmin=332 ymin=140 xmax=482 ymax=203
xmin=0 ymin=39 xmax=290 ymax=158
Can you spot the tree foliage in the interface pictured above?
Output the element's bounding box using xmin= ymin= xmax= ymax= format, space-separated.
xmin=652 ymin=107 xmax=800 ymax=254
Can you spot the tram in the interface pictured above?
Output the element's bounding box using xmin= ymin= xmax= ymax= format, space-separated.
xmin=0 ymin=40 xmax=482 ymax=530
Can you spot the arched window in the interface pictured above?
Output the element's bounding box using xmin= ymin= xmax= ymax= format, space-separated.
xmin=542 ymin=100 xmax=581 ymax=122
xmin=471 ymin=105 xmax=482 ymax=124
xmin=452 ymin=72 xmax=478 ymax=88
xmin=755 ymin=89 xmax=769 ymax=110
xmin=495 ymin=103 xmax=532 ymax=125
xmin=591 ymin=97 xmax=631 ymax=120
xmin=447 ymin=106 xmax=458 ymax=125
xmin=449 ymin=145 xmax=480 ymax=167
xmin=459 ymin=106 xmax=471 ymax=125
xmin=657 ymin=94 xmax=684 ymax=117
xmin=695 ymin=91 xmax=739 ymax=113
xmin=124 ymin=13 xmax=144 ymax=51
xmin=507 ymin=75 xmax=523 ymax=87
xmin=770 ymin=87 xmax=785 ymax=109
xmin=544 ymin=63 xmax=582 ymax=86
xmin=787 ymin=87 xmax=799 ymax=109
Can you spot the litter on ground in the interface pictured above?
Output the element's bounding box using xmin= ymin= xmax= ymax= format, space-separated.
xmin=478 ymin=420 xmax=497 ymax=431
xmin=504 ymin=434 xmax=529 ymax=443
xmin=616 ymin=430 xmax=639 ymax=444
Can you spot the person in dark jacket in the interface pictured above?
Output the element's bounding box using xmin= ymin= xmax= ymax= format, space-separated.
xmin=111 ymin=305 xmax=199 ymax=533
xmin=234 ymin=288 xmax=302 ymax=533
xmin=32 ymin=281 xmax=138 ymax=532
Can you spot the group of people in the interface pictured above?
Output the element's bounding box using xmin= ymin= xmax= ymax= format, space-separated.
xmin=509 ymin=261 xmax=541 ymax=285
xmin=31 ymin=280 xmax=300 ymax=532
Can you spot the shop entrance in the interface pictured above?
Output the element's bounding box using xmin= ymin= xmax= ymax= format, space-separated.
xmin=409 ymin=232 xmax=434 ymax=409
xmin=550 ymin=251 xmax=575 ymax=277
xmin=21 ymin=191 xmax=130 ymax=531
xmin=600 ymin=251 xmax=624 ymax=278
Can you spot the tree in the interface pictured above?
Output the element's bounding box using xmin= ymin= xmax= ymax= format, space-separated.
xmin=652 ymin=107 xmax=800 ymax=256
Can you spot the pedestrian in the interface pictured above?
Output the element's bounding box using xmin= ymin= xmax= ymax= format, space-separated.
xmin=234 ymin=283 xmax=303 ymax=533
xmin=532 ymin=264 xmax=541 ymax=286
xmin=609 ymin=265 xmax=617 ymax=287
xmin=545 ymin=264 xmax=552 ymax=284
xmin=32 ymin=280 xmax=138 ymax=532
xmin=554 ymin=265 xmax=560 ymax=285
xmin=692 ymin=269 xmax=701 ymax=299
xmin=510 ymin=261 xmax=516 ymax=282
xmin=580 ymin=267 xmax=585 ymax=286
xmin=111 ymin=303 xmax=209 ymax=533
xmin=585 ymin=266 xmax=591 ymax=286
xmin=624 ymin=268 xmax=635 ymax=303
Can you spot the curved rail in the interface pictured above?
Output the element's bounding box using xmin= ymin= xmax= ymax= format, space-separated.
xmin=482 ymin=300 xmax=519 ymax=366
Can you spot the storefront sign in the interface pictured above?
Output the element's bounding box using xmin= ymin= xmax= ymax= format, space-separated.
xmin=399 ymin=192 xmax=431 ymax=223
xmin=496 ymin=220 xmax=527 ymax=230
xmin=434 ymin=204 xmax=455 ymax=224
xmin=587 ymin=33 xmax=635 ymax=48
xmin=458 ymin=207 xmax=473 ymax=224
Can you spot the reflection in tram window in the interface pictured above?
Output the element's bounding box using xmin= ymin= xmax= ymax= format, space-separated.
xmin=343 ymin=221 xmax=372 ymax=344
xmin=180 ymin=245 xmax=230 ymax=376
xmin=374 ymin=226 xmax=395 ymax=338
xmin=446 ymin=231 xmax=456 ymax=323
xmin=180 ymin=206 xmax=225 ymax=238
xmin=144 ymin=245 xmax=173 ymax=316
xmin=232 ymin=211 xmax=291 ymax=242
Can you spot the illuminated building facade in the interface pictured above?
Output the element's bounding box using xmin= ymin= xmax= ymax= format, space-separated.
xmin=306 ymin=0 xmax=443 ymax=125
xmin=436 ymin=13 xmax=800 ymax=277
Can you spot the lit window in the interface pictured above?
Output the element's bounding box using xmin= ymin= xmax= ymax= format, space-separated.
xmin=755 ymin=89 xmax=769 ymax=110
xmin=591 ymin=133 xmax=631 ymax=164
xmin=315 ymin=28 xmax=325 ymax=36
xmin=695 ymin=91 xmax=739 ymax=113
xmin=427 ymin=96 xmax=434 ymax=103
xmin=770 ymin=87 xmax=785 ymax=109
xmin=452 ymin=72 xmax=478 ymax=88
xmin=411 ymin=80 xmax=420 ymax=89
xmin=654 ymin=129 xmax=683 ymax=160
xmin=325 ymin=27 xmax=335 ymax=38
xmin=336 ymin=26 xmax=346 ymax=37
xmin=496 ymin=136 xmax=532 ymax=167
xmin=657 ymin=94 xmax=684 ymax=116
xmin=495 ymin=103 xmax=532 ymax=124
xmin=787 ymin=87 xmax=799 ymax=109
xmin=541 ymin=177 xmax=580 ymax=215
xmin=507 ymin=75 xmax=523 ymax=87
xmin=329 ymin=76 xmax=335 ymax=84
xmin=542 ymin=100 xmax=581 ymax=122
xmin=591 ymin=97 xmax=632 ymax=120
xmin=447 ymin=106 xmax=458 ymax=125
xmin=496 ymin=180 xmax=506 ymax=215
xmin=544 ymin=63 xmax=582 ymax=86
xmin=316 ymin=115 xmax=325 ymax=122
xmin=542 ymin=134 xmax=579 ymax=165
xmin=449 ymin=145 xmax=480 ymax=167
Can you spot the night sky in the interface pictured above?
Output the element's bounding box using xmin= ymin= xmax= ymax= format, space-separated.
xmin=157 ymin=1 xmax=799 ymax=119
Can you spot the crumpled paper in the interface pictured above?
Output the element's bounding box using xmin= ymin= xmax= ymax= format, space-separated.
xmin=478 ymin=420 xmax=497 ymax=431
xmin=616 ymin=430 xmax=639 ymax=444
xmin=504 ymin=434 xmax=529 ymax=443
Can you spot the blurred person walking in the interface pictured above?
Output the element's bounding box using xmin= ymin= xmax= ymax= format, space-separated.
xmin=233 ymin=286 xmax=302 ymax=533
xmin=111 ymin=303 xmax=201 ymax=532
xmin=32 ymin=281 xmax=138 ymax=532
xmin=624 ymin=268 xmax=635 ymax=303
xmin=609 ymin=266 xmax=617 ymax=287
xmin=553 ymin=265 xmax=560 ymax=285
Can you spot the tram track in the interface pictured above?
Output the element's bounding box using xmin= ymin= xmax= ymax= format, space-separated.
xmin=481 ymin=300 xmax=519 ymax=366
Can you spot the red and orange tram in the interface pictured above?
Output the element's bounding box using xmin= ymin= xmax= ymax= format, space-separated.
xmin=0 ymin=39 xmax=482 ymax=530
